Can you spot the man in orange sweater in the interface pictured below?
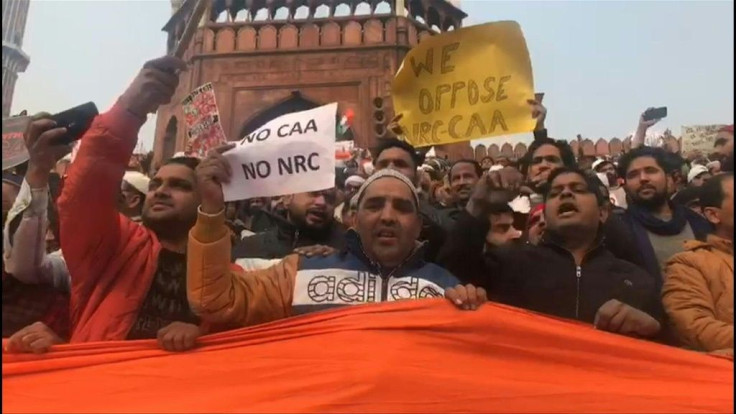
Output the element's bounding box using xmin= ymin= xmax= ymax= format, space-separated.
xmin=663 ymin=173 xmax=733 ymax=355
xmin=50 ymin=56 xmax=206 ymax=350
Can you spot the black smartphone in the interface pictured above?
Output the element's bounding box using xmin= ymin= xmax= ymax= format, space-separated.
xmin=643 ymin=107 xmax=667 ymax=122
xmin=50 ymin=102 xmax=99 ymax=145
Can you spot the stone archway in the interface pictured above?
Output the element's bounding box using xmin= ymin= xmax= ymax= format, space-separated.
xmin=239 ymin=91 xmax=323 ymax=138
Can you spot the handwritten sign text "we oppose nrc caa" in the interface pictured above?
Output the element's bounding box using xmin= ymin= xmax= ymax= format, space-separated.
xmin=392 ymin=21 xmax=536 ymax=147
xmin=222 ymin=103 xmax=337 ymax=201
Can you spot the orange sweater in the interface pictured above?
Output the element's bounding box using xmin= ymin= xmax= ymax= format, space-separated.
xmin=57 ymin=103 xmax=162 ymax=342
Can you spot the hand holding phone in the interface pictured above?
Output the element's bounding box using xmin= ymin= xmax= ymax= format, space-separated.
xmin=49 ymin=102 xmax=99 ymax=146
xmin=642 ymin=107 xmax=667 ymax=122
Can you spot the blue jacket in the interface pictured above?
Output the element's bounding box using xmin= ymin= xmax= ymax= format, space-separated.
xmin=187 ymin=211 xmax=459 ymax=327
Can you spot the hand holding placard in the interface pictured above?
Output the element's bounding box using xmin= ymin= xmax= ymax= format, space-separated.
xmin=196 ymin=143 xmax=235 ymax=214
xmin=392 ymin=21 xmax=535 ymax=147
xmin=221 ymin=103 xmax=337 ymax=201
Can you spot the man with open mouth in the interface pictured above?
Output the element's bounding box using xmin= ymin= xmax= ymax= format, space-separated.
xmin=187 ymin=163 xmax=488 ymax=327
xmin=438 ymin=167 xmax=663 ymax=341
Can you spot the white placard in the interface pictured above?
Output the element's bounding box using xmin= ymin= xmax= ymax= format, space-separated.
xmin=222 ymin=103 xmax=337 ymax=201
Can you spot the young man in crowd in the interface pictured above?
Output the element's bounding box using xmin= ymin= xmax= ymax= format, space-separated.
xmin=617 ymin=146 xmax=712 ymax=284
xmin=447 ymin=159 xmax=484 ymax=212
xmin=480 ymin=156 xmax=494 ymax=171
xmin=513 ymin=138 xmax=577 ymax=214
xmin=231 ymin=188 xmax=345 ymax=264
xmin=42 ymin=56 xmax=210 ymax=350
xmin=437 ymin=167 xmax=661 ymax=339
xmin=187 ymin=157 xmax=487 ymax=327
xmin=662 ymin=173 xmax=733 ymax=355
xmin=484 ymin=204 xmax=522 ymax=249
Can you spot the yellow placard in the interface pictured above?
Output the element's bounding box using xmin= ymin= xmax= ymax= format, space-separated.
xmin=391 ymin=21 xmax=535 ymax=148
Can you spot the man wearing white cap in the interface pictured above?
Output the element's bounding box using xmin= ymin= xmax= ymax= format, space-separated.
xmin=592 ymin=158 xmax=627 ymax=209
xmin=333 ymin=175 xmax=365 ymax=223
xmin=119 ymin=171 xmax=150 ymax=222
xmin=187 ymin=161 xmax=489 ymax=327
xmin=687 ymin=165 xmax=711 ymax=188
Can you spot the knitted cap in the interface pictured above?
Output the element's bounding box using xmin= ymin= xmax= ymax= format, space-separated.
xmin=355 ymin=168 xmax=419 ymax=209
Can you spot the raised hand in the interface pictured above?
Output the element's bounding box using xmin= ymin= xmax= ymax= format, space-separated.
xmin=638 ymin=107 xmax=661 ymax=130
xmin=527 ymin=99 xmax=547 ymax=131
xmin=118 ymin=56 xmax=187 ymax=118
xmin=466 ymin=168 xmax=524 ymax=218
xmin=24 ymin=113 xmax=73 ymax=188
xmin=196 ymin=143 xmax=236 ymax=214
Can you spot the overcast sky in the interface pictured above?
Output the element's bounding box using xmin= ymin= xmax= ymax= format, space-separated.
xmin=11 ymin=0 xmax=734 ymax=151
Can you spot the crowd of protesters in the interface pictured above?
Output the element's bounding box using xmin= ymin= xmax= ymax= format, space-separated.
xmin=2 ymin=56 xmax=733 ymax=358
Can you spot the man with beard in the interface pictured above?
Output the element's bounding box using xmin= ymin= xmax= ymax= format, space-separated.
xmin=231 ymin=188 xmax=344 ymax=266
xmin=50 ymin=56 xmax=212 ymax=350
xmin=187 ymin=162 xmax=486 ymax=327
xmin=437 ymin=167 xmax=662 ymax=340
xmin=618 ymin=146 xmax=712 ymax=284
xmin=372 ymin=138 xmax=450 ymax=260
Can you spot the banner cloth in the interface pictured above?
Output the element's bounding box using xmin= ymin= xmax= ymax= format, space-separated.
xmin=3 ymin=300 xmax=732 ymax=413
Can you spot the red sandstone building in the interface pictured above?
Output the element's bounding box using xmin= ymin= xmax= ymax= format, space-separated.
xmin=153 ymin=0 xmax=676 ymax=165
xmin=153 ymin=0 xmax=468 ymax=164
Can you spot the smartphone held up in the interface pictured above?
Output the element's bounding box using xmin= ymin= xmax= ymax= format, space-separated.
xmin=642 ymin=107 xmax=667 ymax=122
xmin=49 ymin=102 xmax=99 ymax=146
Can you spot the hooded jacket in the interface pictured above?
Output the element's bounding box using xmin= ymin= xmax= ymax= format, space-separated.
xmin=437 ymin=210 xmax=660 ymax=325
xmin=662 ymin=235 xmax=734 ymax=353
xmin=188 ymin=211 xmax=459 ymax=327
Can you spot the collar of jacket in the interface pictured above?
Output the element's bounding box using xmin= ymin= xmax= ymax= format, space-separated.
xmin=684 ymin=234 xmax=734 ymax=255
xmin=343 ymin=229 xmax=428 ymax=276
xmin=270 ymin=212 xmax=341 ymax=247
xmin=539 ymin=224 xmax=607 ymax=263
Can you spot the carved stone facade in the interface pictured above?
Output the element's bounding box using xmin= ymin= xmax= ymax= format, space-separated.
xmin=472 ymin=135 xmax=683 ymax=163
xmin=153 ymin=0 xmax=467 ymax=164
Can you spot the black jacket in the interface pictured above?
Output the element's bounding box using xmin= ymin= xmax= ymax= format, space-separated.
xmin=437 ymin=210 xmax=661 ymax=325
xmin=417 ymin=200 xmax=450 ymax=262
xmin=232 ymin=214 xmax=345 ymax=260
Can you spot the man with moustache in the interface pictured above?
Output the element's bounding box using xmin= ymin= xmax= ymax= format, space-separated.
xmin=231 ymin=188 xmax=344 ymax=264
xmin=617 ymin=146 xmax=712 ymax=285
xmin=438 ymin=167 xmax=662 ymax=340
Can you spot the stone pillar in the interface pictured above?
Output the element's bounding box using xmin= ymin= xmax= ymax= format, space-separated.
xmin=1 ymin=0 xmax=31 ymax=118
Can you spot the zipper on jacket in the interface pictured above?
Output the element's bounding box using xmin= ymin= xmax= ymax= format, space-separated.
xmin=575 ymin=266 xmax=582 ymax=319
xmin=292 ymin=229 xmax=300 ymax=249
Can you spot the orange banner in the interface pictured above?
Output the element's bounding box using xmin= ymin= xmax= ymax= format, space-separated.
xmin=3 ymin=300 xmax=733 ymax=413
